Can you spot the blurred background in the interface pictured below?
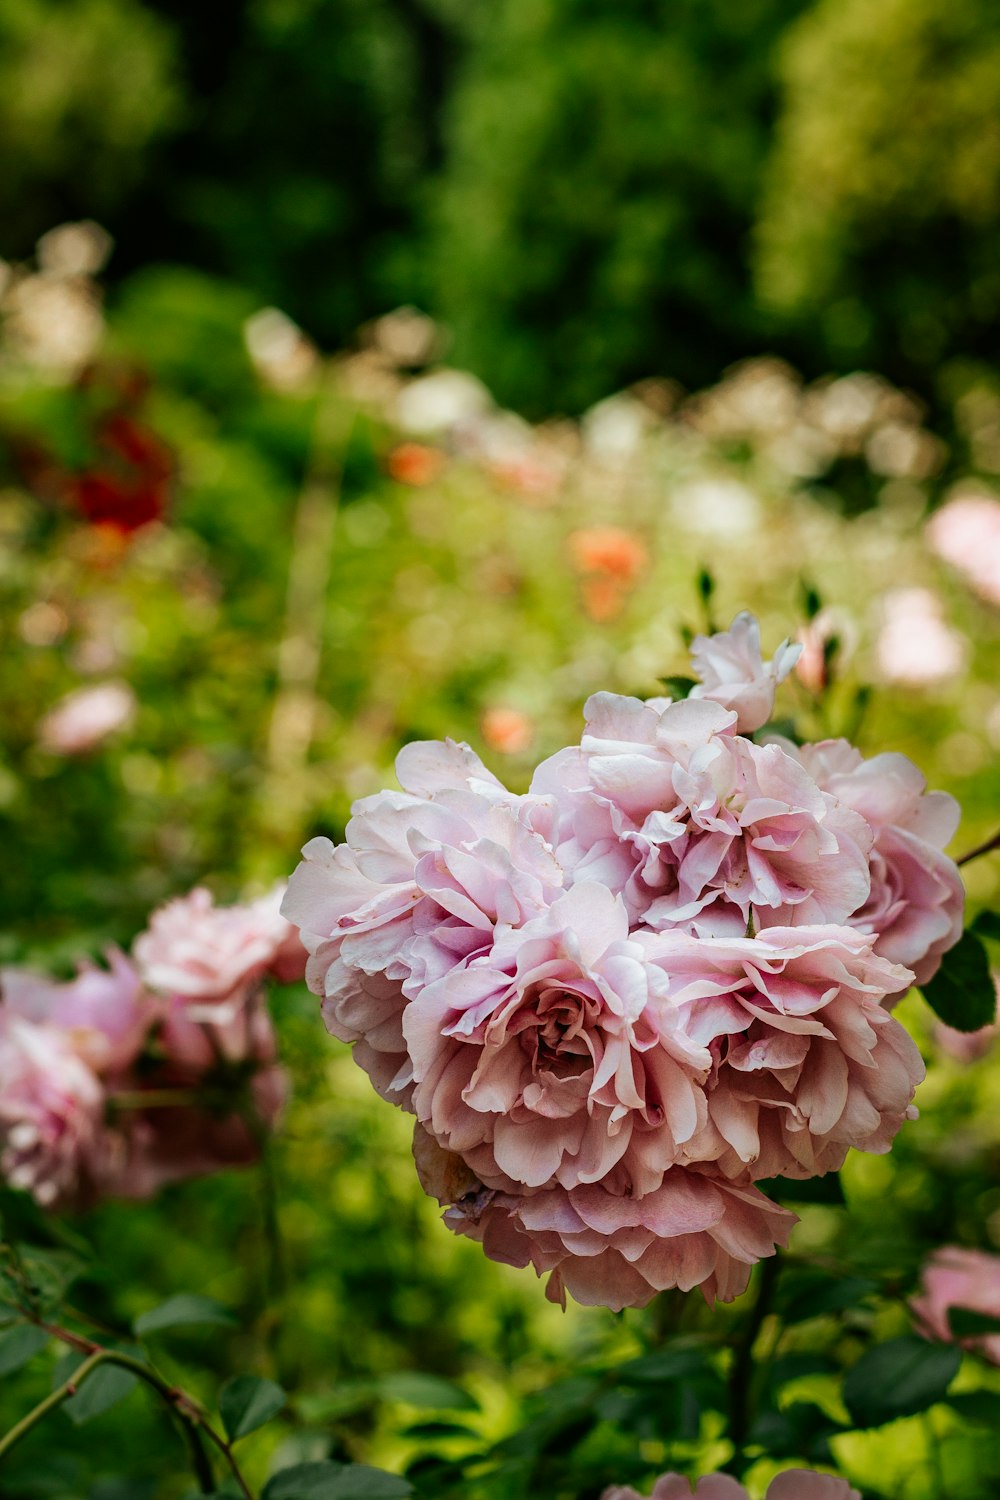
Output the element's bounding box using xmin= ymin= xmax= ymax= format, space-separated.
xmin=2 ymin=2 xmax=1000 ymax=1497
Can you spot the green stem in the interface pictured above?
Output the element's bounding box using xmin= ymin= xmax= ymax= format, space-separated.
xmin=0 ymin=1337 xmax=250 ymax=1499
xmin=724 ymin=1251 xmax=782 ymax=1475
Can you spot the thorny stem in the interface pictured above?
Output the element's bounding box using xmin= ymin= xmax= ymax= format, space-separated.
xmin=0 ymin=1321 xmax=252 ymax=1498
xmin=957 ymin=827 xmax=1000 ymax=867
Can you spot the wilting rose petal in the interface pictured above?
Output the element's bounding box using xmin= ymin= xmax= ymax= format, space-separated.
xmin=912 ymin=1246 xmax=1000 ymax=1365
xmin=689 ymin=611 xmax=802 ymax=732
xmin=441 ymin=1168 xmax=795 ymax=1310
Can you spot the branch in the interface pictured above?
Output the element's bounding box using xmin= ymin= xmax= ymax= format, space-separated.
xmin=0 ymin=1329 xmax=251 ymax=1498
xmin=958 ymin=827 xmax=1000 ymax=867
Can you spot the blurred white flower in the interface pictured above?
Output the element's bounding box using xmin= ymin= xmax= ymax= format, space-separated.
xmin=581 ymin=392 xmax=655 ymax=464
xmin=38 ymin=681 xmax=136 ymax=756
xmin=36 ymin=221 xmax=113 ymax=279
xmin=670 ymin=477 xmax=761 ymax=537
xmin=395 ymin=369 xmax=492 ymax=435
xmin=244 ymin=307 xmax=319 ymax=391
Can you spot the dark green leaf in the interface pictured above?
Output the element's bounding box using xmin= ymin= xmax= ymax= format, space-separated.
xmin=134 ymin=1293 xmax=236 ymax=1337
xmin=920 ymin=930 xmax=997 ymax=1033
xmin=377 ymin=1372 xmax=477 ymax=1411
xmin=12 ymin=1247 xmax=85 ymax=1312
xmin=659 ymin=675 xmax=697 ymax=700
xmin=63 ymin=1362 xmax=139 ymax=1425
xmin=947 ymin=1306 xmax=1000 ymax=1339
xmin=971 ymin=910 xmax=1000 ymax=945
xmin=800 ymin=580 xmax=822 ymax=621
xmin=750 ymin=1400 xmax=842 ymax=1459
xmin=696 ymin=567 xmax=715 ymax=604
xmin=777 ymin=1271 xmax=878 ymax=1325
xmin=843 ymin=1336 xmax=960 ymax=1428
xmin=0 ymin=1322 xmax=47 ymax=1375
xmin=615 ymin=1347 xmax=713 ymax=1386
xmin=219 ymin=1373 xmax=286 ymax=1441
xmin=759 ymin=1173 xmax=845 ymax=1205
xmin=947 ymin=1390 xmax=1000 ymax=1427
xmin=264 ymin=1464 xmax=411 ymax=1500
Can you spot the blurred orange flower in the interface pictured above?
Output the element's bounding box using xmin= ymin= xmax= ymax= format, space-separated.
xmin=387 ymin=442 xmax=445 ymax=487
xmin=481 ymin=707 xmax=534 ymax=754
xmin=569 ymin=526 xmax=647 ymax=582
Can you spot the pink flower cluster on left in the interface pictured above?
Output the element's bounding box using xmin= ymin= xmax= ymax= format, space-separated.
xmin=0 ymin=886 xmax=305 ymax=1210
xmin=284 ymin=612 xmax=963 ymax=1311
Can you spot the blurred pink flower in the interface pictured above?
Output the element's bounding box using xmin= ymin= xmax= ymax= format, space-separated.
xmin=438 ymin=1161 xmax=795 ymax=1310
xmin=933 ymin=1016 xmax=997 ymax=1063
xmin=927 ymin=491 xmax=1000 ymax=606
xmin=875 ymin=589 xmax=967 ymax=685
xmin=912 ymin=1246 xmax=1000 ymax=1364
xmin=38 ymin=680 xmax=136 ymax=755
xmin=0 ymin=1011 xmax=114 ymax=1209
xmin=134 ymin=884 xmax=301 ymax=1009
xmin=646 ymin=926 xmax=922 ymax=1180
xmin=690 ymin=611 xmax=802 ymax=732
xmin=603 ymin=1474 xmax=859 ymax=1500
xmin=784 ymin=739 xmax=963 ymax=990
xmin=2 ymin=950 xmax=153 ymax=1074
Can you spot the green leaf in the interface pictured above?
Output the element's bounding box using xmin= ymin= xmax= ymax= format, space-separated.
xmin=135 ymin=1293 xmax=236 ymax=1337
xmin=615 ymin=1347 xmax=713 ymax=1386
xmin=843 ymin=1336 xmax=960 ymax=1428
xmin=919 ymin=930 xmax=997 ymax=1033
xmin=777 ymin=1271 xmax=878 ymax=1326
xmin=264 ymin=1464 xmax=412 ymax=1500
xmin=758 ymin=1173 xmax=845 ymax=1206
xmin=10 ymin=1247 xmax=85 ymax=1313
xmin=659 ymin=675 xmax=697 ymax=699
xmin=63 ymin=1362 xmax=139 ymax=1425
xmin=219 ymin=1373 xmax=286 ymax=1441
xmin=947 ymin=1306 xmax=1000 ymax=1339
xmin=377 ymin=1372 xmax=478 ymax=1411
xmin=947 ymin=1390 xmax=1000 ymax=1427
xmin=971 ymin=910 xmax=1000 ymax=945
xmin=0 ymin=1322 xmax=47 ymax=1375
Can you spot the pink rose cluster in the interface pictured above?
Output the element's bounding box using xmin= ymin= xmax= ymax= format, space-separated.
xmin=603 ymin=1471 xmax=860 ymax=1500
xmin=0 ymin=885 xmax=305 ymax=1210
xmin=284 ymin=612 xmax=962 ymax=1310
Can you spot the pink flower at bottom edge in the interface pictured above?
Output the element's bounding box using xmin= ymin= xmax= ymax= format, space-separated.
xmin=602 ymin=1471 xmax=859 ymax=1500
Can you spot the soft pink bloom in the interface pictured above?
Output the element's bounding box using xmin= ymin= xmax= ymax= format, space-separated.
xmin=134 ymin=884 xmax=301 ymax=1008
xmin=283 ymin=740 xmax=562 ymax=1101
xmin=0 ymin=1011 xmax=115 ymax=1208
xmin=933 ymin=1017 xmax=997 ymax=1063
xmin=689 ymin=611 xmax=802 ymax=732
xmin=603 ymin=1474 xmax=859 ymax=1500
xmin=912 ymin=1246 xmax=1000 ymax=1365
xmin=404 ymin=883 xmax=710 ymax=1196
xmin=533 ymin=695 xmax=872 ymax=933
xmin=644 ymin=926 xmax=922 ymax=1180
xmin=875 ymin=589 xmax=967 ymax=685
xmin=37 ymin=680 xmax=136 ymax=755
xmin=783 ymin=739 xmax=963 ymax=990
xmin=439 ymin=1164 xmax=795 ymax=1310
xmin=927 ymin=491 xmax=1000 ymax=606
xmin=2 ymin=951 xmax=153 ymax=1074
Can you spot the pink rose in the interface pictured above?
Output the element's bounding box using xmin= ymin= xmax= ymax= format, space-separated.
xmin=134 ymin=884 xmax=301 ymax=1008
xmin=37 ymin=680 xmax=136 ymax=755
xmin=284 ymin=740 xmax=562 ymax=1101
xmin=927 ymin=491 xmax=1000 ymax=606
xmin=784 ymin=739 xmax=963 ymax=990
xmin=602 ymin=1474 xmax=859 ymax=1500
xmin=911 ymin=1246 xmax=1000 ymax=1365
xmin=689 ymin=611 xmax=802 ymax=732
xmin=404 ymin=883 xmax=710 ymax=1196
xmin=645 ymin=926 xmax=922 ymax=1180
xmin=0 ymin=1011 xmax=116 ymax=1209
xmin=533 ymin=696 xmax=872 ymax=933
xmin=438 ymin=1164 xmax=795 ymax=1310
xmin=2 ymin=950 xmax=154 ymax=1074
